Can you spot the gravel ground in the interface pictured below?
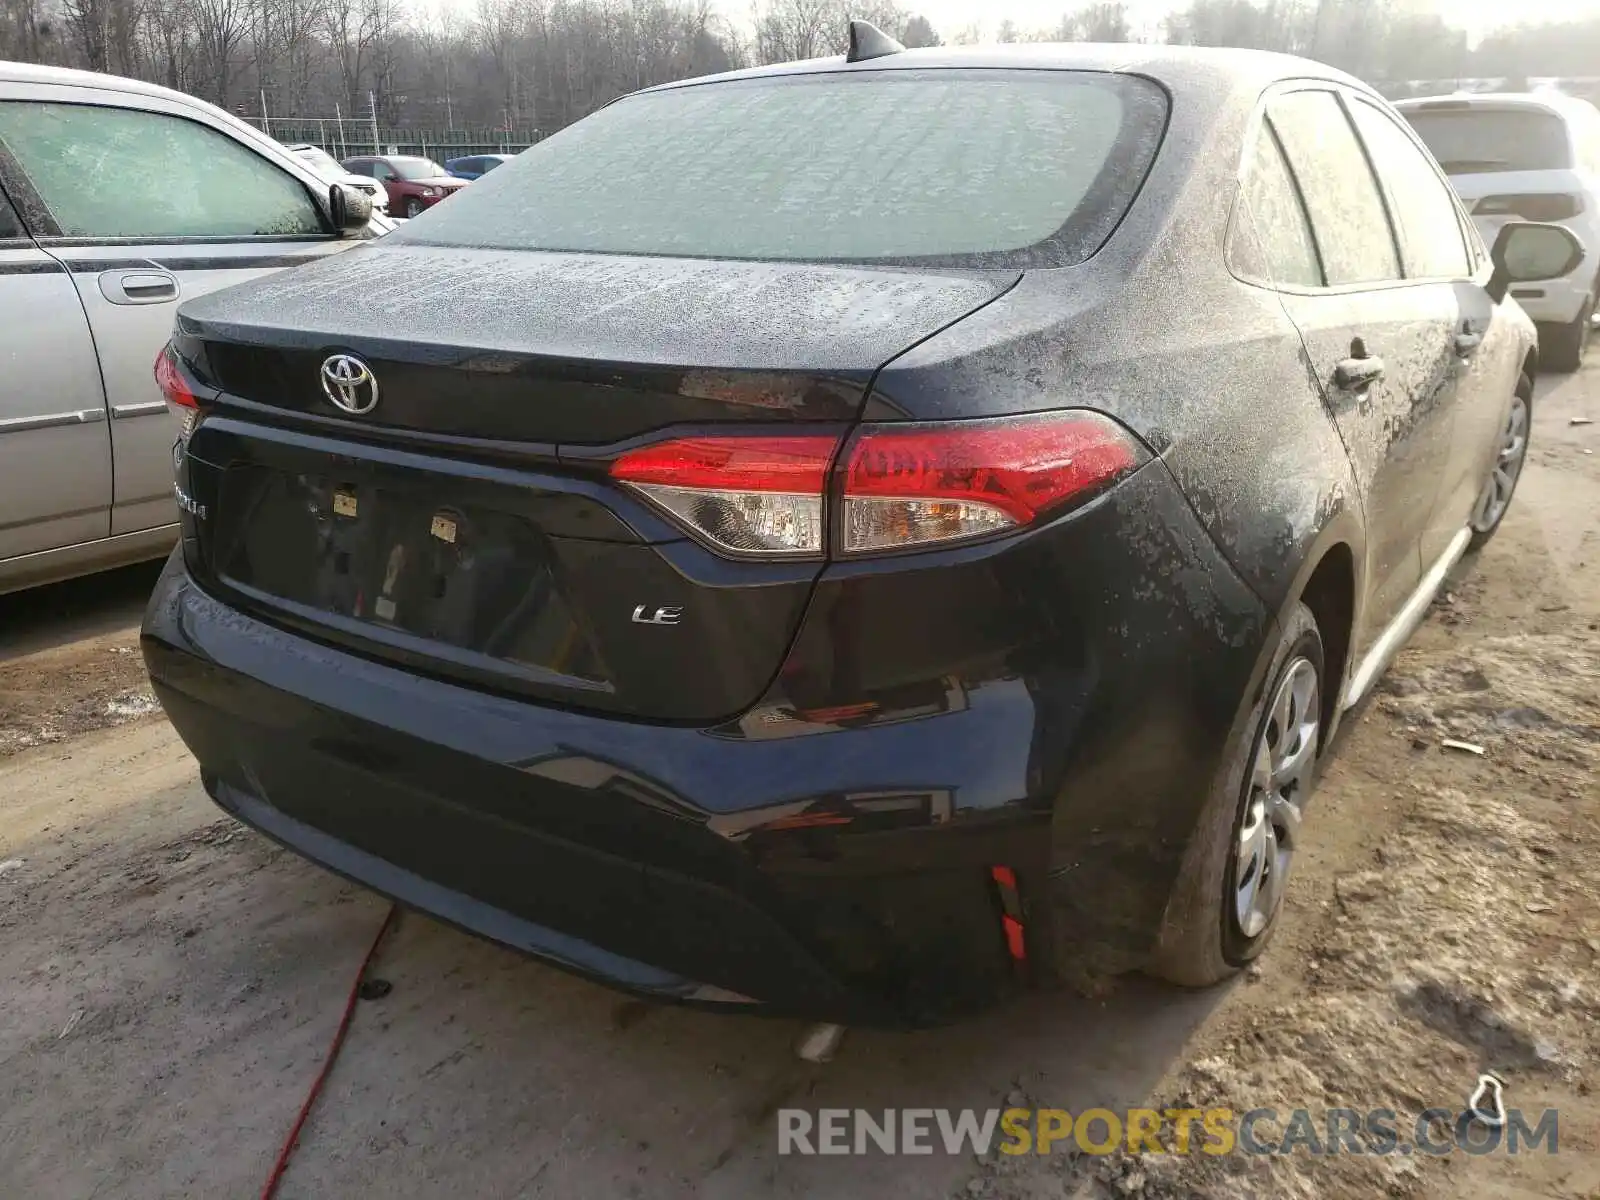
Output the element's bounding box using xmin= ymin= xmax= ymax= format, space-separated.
xmin=0 ymin=370 xmax=1596 ymax=1199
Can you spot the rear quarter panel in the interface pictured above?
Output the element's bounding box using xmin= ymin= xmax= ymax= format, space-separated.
xmin=870 ymin=68 xmax=1364 ymax=632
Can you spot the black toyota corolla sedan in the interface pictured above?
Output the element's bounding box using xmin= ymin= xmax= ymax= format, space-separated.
xmin=144 ymin=37 xmax=1580 ymax=1025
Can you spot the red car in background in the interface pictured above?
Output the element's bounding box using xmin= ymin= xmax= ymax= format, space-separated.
xmin=341 ymin=155 xmax=466 ymax=218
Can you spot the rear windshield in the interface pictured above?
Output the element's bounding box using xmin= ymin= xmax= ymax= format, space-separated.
xmin=1403 ymin=108 xmax=1573 ymax=174
xmin=392 ymin=70 xmax=1168 ymax=268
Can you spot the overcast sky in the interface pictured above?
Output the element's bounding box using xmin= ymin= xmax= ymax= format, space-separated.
xmin=814 ymin=0 xmax=1600 ymax=44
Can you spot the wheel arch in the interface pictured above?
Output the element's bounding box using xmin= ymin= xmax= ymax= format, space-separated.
xmin=1272 ymin=509 xmax=1366 ymax=739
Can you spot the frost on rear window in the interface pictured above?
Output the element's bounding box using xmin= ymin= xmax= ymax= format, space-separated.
xmin=393 ymin=70 xmax=1168 ymax=269
xmin=1267 ymin=91 xmax=1400 ymax=287
xmin=1403 ymin=108 xmax=1573 ymax=175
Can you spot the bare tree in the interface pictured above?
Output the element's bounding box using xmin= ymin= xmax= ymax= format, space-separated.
xmin=193 ymin=0 xmax=250 ymax=103
xmin=1057 ymin=2 xmax=1129 ymax=41
xmin=6 ymin=0 xmax=1595 ymax=148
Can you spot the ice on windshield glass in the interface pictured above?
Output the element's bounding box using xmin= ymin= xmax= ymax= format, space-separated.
xmin=393 ymin=71 xmax=1167 ymax=267
xmin=391 ymin=157 xmax=447 ymax=180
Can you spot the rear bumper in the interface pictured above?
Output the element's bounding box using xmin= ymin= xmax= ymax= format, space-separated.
xmin=1509 ymin=272 xmax=1590 ymax=325
xmin=145 ymin=558 xmax=1041 ymax=1025
xmin=143 ymin=459 xmax=1271 ymax=1025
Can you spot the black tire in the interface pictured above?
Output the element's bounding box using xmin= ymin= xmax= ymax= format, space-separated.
xmin=1148 ymin=603 xmax=1325 ymax=988
xmin=1540 ymin=298 xmax=1591 ymax=373
xmin=404 ymin=198 xmax=424 ymax=218
xmin=1468 ymin=373 xmax=1534 ymax=552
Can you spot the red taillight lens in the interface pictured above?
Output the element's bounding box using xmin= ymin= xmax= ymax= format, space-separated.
xmin=609 ymin=434 xmax=840 ymax=556
xmin=154 ymin=344 xmax=197 ymax=411
xmin=607 ymin=414 xmax=1144 ymax=559
xmin=840 ymin=412 xmax=1145 ymax=554
xmin=1475 ymin=193 xmax=1583 ymax=222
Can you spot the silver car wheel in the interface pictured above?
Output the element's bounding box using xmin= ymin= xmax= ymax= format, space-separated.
xmin=1233 ymin=656 xmax=1319 ymax=939
xmin=1471 ymin=394 xmax=1529 ymax=533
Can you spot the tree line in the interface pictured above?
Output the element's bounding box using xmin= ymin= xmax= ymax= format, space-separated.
xmin=0 ymin=0 xmax=1594 ymax=140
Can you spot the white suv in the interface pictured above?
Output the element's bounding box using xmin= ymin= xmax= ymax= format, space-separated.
xmin=1398 ymin=92 xmax=1600 ymax=371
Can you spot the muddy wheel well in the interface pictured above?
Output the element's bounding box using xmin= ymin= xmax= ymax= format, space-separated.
xmin=1521 ymin=344 xmax=1539 ymax=380
xmin=1299 ymin=544 xmax=1354 ymax=732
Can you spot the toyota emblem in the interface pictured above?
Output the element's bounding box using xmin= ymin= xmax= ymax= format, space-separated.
xmin=320 ymin=353 xmax=379 ymax=414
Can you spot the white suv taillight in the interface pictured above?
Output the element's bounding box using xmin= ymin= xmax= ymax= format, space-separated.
xmin=608 ymin=413 xmax=1146 ymax=559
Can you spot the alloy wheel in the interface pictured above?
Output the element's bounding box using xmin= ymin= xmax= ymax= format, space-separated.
xmin=1471 ymin=394 xmax=1530 ymax=533
xmin=1233 ymin=656 xmax=1319 ymax=939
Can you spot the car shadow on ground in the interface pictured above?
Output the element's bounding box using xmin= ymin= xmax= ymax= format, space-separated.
xmin=1 ymin=766 xmax=1232 ymax=1199
xmin=0 ymin=559 xmax=162 ymax=662
xmin=269 ymin=899 xmax=1230 ymax=1198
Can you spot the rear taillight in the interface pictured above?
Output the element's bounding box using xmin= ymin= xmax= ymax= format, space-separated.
xmin=608 ymin=413 xmax=1145 ymax=559
xmin=610 ymin=434 xmax=840 ymax=556
xmin=154 ymin=343 xmax=201 ymax=439
xmin=840 ymin=412 xmax=1145 ymax=554
xmin=1475 ymin=193 xmax=1584 ymax=222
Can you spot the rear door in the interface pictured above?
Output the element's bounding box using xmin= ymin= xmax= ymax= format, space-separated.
xmin=0 ymin=87 xmax=355 ymax=537
xmin=0 ymin=186 xmax=111 ymax=562
xmin=1260 ymin=87 xmax=1462 ymax=643
xmin=1343 ymin=95 xmax=1509 ymax=561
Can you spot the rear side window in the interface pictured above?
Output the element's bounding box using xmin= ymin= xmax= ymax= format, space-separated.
xmin=1268 ymin=91 xmax=1400 ymax=287
xmin=394 ymin=70 xmax=1169 ymax=268
xmin=1236 ymin=123 xmax=1322 ymax=288
xmin=0 ymin=102 xmax=324 ymax=240
xmin=1403 ymin=107 xmax=1574 ymax=174
xmin=1347 ymin=99 xmax=1470 ymax=280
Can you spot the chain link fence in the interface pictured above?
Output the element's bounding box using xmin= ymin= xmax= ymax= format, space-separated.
xmin=244 ymin=117 xmax=543 ymax=163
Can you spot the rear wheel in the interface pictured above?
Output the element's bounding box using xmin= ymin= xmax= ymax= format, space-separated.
xmin=1468 ymin=375 xmax=1533 ymax=551
xmin=1148 ymin=603 xmax=1325 ymax=987
xmin=1541 ymin=297 xmax=1592 ymax=373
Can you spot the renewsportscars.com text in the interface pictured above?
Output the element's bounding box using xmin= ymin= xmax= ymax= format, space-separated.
xmin=777 ymin=1107 xmax=1559 ymax=1157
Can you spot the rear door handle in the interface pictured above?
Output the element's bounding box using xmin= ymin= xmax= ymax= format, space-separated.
xmin=1455 ymin=331 xmax=1484 ymax=357
xmin=99 ymin=269 xmax=179 ymax=305
xmin=1334 ymin=356 xmax=1385 ymax=391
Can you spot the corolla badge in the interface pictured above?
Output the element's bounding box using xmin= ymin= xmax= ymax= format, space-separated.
xmin=320 ymin=353 xmax=379 ymax=414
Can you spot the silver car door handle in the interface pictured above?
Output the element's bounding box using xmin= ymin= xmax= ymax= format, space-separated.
xmin=100 ymin=270 xmax=179 ymax=305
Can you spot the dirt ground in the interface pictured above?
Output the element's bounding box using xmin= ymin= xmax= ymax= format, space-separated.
xmin=1 ymin=370 xmax=1597 ymax=1199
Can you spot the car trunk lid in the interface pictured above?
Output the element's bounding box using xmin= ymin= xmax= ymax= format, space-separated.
xmin=173 ymin=245 xmax=1016 ymax=723
xmin=176 ymin=244 xmax=1015 ymax=445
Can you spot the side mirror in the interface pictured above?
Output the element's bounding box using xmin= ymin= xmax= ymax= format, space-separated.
xmin=328 ymin=182 xmax=374 ymax=233
xmin=1487 ymin=221 xmax=1585 ymax=303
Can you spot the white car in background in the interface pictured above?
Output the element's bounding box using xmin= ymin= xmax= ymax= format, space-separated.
xmin=286 ymin=143 xmax=389 ymax=215
xmin=1398 ymin=92 xmax=1600 ymax=371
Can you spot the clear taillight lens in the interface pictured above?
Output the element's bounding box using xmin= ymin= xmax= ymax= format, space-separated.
xmin=840 ymin=412 xmax=1146 ymax=554
xmin=609 ymin=435 xmax=840 ymax=557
